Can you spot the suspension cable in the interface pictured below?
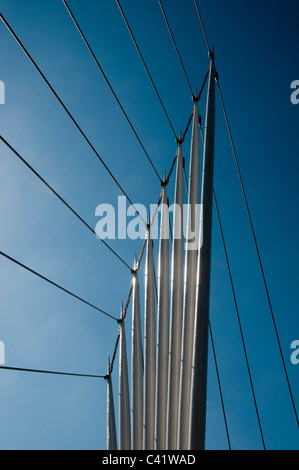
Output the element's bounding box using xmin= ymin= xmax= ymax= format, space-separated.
xmin=0 ymin=365 xmax=105 ymax=379
xmin=0 ymin=13 xmax=147 ymax=227
xmin=61 ymin=0 xmax=162 ymax=184
xmin=108 ymin=187 xmax=163 ymax=376
xmin=213 ymin=189 xmax=266 ymax=449
xmin=194 ymin=0 xmax=211 ymax=53
xmin=158 ymin=0 xmax=193 ymax=96
xmin=193 ymin=0 xmax=298 ymax=431
xmin=0 ymin=250 xmax=118 ymax=322
xmin=0 ymin=135 xmax=132 ymax=272
xmin=216 ymin=79 xmax=299 ymax=428
xmin=209 ymin=320 xmax=231 ymax=450
xmin=115 ymin=0 xmax=178 ymax=141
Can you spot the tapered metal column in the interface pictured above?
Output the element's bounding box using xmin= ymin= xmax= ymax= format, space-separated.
xmin=189 ymin=56 xmax=216 ymax=450
xmin=143 ymin=232 xmax=156 ymax=450
xmin=178 ymin=98 xmax=200 ymax=450
xmin=167 ymin=144 xmax=184 ymax=450
xmin=155 ymin=186 xmax=170 ymax=449
xmin=107 ymin=354 xmax=117 ymax=450
xmin=131 ymin=257 xmax=143 ymax=450
xmin=119 ymin=307 xmax=131 ymax=450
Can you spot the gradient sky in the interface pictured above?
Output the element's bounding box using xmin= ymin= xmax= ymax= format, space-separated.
xmin=0 ymin=0 xmax=298 ymax=450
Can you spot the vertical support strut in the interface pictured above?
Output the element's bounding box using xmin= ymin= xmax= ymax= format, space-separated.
xmin=119 ymin=306 xmax=131 ymax=450
xmin=178 ymin=98 xmax=200 ymax=450
xmin=143 ymin=231 xmax=156 ymax=450
xmin=155 ymin=185 xmax=170 ymax=449
xmin=106 ymin=354 xmax=117 ymax=450
xmin=131 ymin=256 xmax=144 ymax=450
xmin=189 ymin=54 xmax=216 ymax=450
xmin=167 ymin=144 xmax=184 ymax=450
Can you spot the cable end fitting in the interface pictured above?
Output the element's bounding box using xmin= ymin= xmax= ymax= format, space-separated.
xmin=131 ymin=267 xmax=137 ymax=276
xmin=161 ymin=178 xmax=169 ymax=188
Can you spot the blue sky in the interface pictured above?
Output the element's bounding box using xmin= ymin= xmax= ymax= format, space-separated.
xmin=0 ymin=0 xmax=298 ymax=450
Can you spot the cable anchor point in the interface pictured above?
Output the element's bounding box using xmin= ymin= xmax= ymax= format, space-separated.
xmin=131 ymin=267 xmax=137 ymax=276
xmin=176 ymin=129 xmax=184 ymax=146
xmin=161 ymin=178 xmax=169 ymax=188
xmin=192 ymin=93 xmax=200 ymax=104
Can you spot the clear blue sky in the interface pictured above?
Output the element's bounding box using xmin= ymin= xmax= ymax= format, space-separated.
xmin=0 ymin=0 xmax=298 ymax=450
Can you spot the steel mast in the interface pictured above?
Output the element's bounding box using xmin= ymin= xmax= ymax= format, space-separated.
xmin=189 ymin=53 xmax=216 ymax=450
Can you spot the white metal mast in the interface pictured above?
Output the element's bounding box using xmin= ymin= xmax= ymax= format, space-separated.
xmin=143 ymin=231 xmax=156 ymax=450
xmin=131 ymin=256 xmax=143 ymax=450
xmin=155 ymin=185 xmax=170 ymax=449
xmin=178 ymin=98 xmax=200 ymax=450
xmin=167 ymin=143 xmax=184 ymax=450
xmin=190 ymin=54 xmax=216 ymax=450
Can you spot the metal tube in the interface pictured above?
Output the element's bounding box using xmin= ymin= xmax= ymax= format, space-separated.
xmin=131 ymin=257 xmax=144 ymax=450
xmin=143 ymin=232 xmax=156 ymax=450
xmin=167 ymin=144 xmax=184 ymax=450
xmin=189 ymin=56 xmax=216 ymax=450
xmin=178 ymin=100 xmax=200 ymax=450
xmin=155 ymin=186 xmax=170 ymax=449
xmin=119 ymin=310 xmax=131 ymax=450
xmin=107 ymin=354 xmax=117 ymax=450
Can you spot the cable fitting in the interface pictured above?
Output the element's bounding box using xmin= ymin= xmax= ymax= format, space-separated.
xmin=176 ymin=136 xmax=184 ymax=146
xmin=131 ymin=268 xmax=137 ymax=276
xmin=161 ymin=178 xmax=169 ymax=188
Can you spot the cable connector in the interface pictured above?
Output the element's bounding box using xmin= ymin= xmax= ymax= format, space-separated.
xmin=176 ymin=135 xmax=184 ymax=146
xmin=161 ymin=177 xmax=169 ymax=188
